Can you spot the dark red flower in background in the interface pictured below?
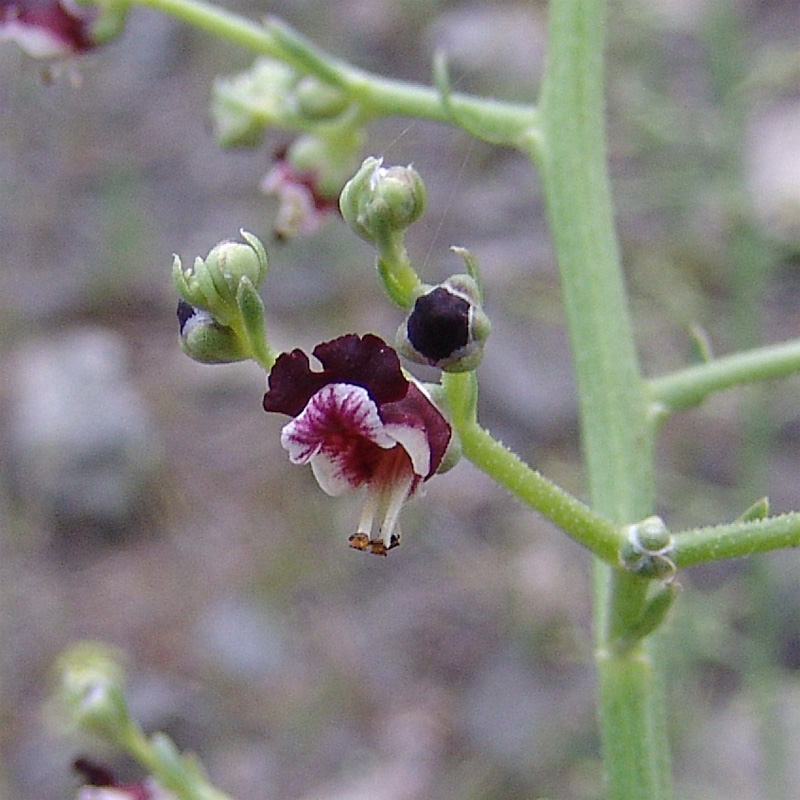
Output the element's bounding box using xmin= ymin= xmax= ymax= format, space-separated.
xmin=260 ymin=155 xmax=340 ymax=240
xmin=263 ymin=334 xmax=451 ymax=554
xmin=0 ymin=0 xmax=97 ymax=57
xmin=73 ymin=758 xmax=173 ymax=800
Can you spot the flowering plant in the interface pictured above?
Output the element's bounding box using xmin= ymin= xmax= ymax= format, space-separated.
xmin=4 ymin=0 xmax=800 ymax=799
xmin=263 ymin=333 xmax=452 ymax=554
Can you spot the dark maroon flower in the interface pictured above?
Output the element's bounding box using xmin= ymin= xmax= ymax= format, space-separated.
xmin=263 ymin=334 xmax=451 ymax=554
xmin=0 ymin=0 xmax=97 ymax=58
xmin=406 ymin=286 xmax=471 ymax=363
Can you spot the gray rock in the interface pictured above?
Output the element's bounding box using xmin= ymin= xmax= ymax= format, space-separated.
xmin=6 ymin=327 xmax=161 ymax=542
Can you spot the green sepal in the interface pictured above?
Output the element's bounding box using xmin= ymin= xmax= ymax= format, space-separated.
xmin=736 ymin=496 xmax=770 ymax=522
xmin=236 ymin=278 xmax=275 ymax=370
xmin=614 ymin=582 xmax=680 ymax=652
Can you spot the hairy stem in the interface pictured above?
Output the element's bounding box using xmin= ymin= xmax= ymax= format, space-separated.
xmin=674 ymin=512 xmax=800 ymax=567
xmin=456 ymin=421 xmax=623 ymax=564
xmin=538 ymin=0 xmax=672 ymax=796
xmin=648 ymin=338 xmax=800 ymax=415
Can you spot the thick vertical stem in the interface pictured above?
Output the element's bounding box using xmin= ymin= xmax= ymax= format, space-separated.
xmin=537 ymin=0 xmax=672 ymax=797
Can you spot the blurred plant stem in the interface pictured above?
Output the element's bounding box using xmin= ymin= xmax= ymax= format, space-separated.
xmin=647 ymin=338 xmax=800 ymax=413
xmin=133 ymin=0 xmax=538 ymax=147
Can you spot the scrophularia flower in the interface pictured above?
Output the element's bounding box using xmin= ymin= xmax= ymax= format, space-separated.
xmin=260 ymin=152 xmax=339 ymax=240
xmin=0 ymin=0 xmax=97 ymax=58
xmin=263 ymin=334 xmax=451 ymax=554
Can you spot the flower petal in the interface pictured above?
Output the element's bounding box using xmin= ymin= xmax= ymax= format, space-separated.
xmin=263 ymin=334 xmax=408 ymax=417
xmin=261 ymin=157 xmax=340 ymax=240
xmin=379 ymin=382 xmax=451 ymax=479
xmin=280 ymin=383 xmax=396 ymax=495
xmin=382 ymin=419 xmax=428 ymax=477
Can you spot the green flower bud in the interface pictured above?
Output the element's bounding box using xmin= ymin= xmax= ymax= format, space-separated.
xmin=340 ymin=157 xmax=427 ymax=246
xmin=57 ymin=642 xmax=132 ymax=742
xmin=619 ymin=516 xmax=676 ymax=578
xmin=173 ymin=231 xmax=267 ymax=325
xmin=211 ymin=58 xmax=299 ymax=148
xmin=396 ymin=273 xmax=491 ymax=372
xmin=177 ymin=300 xmax=251 ymax=364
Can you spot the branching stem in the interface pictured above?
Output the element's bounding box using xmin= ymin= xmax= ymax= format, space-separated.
xmin=132 ymin=0 xmax=539 ymax=148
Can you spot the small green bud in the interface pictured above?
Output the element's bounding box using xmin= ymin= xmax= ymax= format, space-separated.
xmin=173 ymin=231 xmax=267 ymax=325
xmin=211 ymin=58 xmax=299 ymax=148
xmin=177 ymin=301 xmax=251 ymax=364
xmin=57 ymin=642 xmax=132 ymax=742
xmin=619 ymin=516 xmax=676 ymax=578
xmin=340 ymin=157 xmax=427 ymax=246
xmin=396 ymin=272 xmax=491 ymax=372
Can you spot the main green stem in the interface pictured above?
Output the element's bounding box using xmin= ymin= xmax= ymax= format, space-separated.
xmin=538 ymin=0 xmax=672 ymax=797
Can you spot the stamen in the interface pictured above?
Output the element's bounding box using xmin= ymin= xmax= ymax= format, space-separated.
xmin=378 ymin=471 xmax=415 ymax=551
xmin=349 ymin=485 xmax=381 ymax=552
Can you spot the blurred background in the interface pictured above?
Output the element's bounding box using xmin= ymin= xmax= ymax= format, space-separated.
xmin=2 ymin=0 xmax=800 ymax=798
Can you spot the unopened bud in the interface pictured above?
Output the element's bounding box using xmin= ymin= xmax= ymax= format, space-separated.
xmin=294 ymin=76 xmax=350 ymax=121
xmin=211 ymin=58 xmax=298 ymax=148
xmin=57 ymin=642 xmax=131 ymax=742
xmin=619 ymin=516 xmax=676 ymax=578
xmin=285 ymin=130 xmax=363 ymax=198
xmin=173 ymin=231 xmax=267 ymax=326
xmin=177 ymin=301 xmax=250 ymax=364
xmin=397 ymin=273 xmax=490 ymax=372
xmin=340 ymin=157 xmax=426 ymax=246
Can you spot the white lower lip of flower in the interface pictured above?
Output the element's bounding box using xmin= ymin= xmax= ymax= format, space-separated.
xmin=281 ymin=383 xmax=399 ymax=495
